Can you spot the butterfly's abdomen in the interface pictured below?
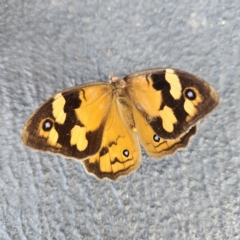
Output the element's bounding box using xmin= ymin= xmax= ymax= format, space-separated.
xmin=115 ymin=95 xmax=136 ymax=131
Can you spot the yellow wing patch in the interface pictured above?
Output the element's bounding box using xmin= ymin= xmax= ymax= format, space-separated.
xmin=70 ymin=125 xmax=88 ymax=151
xmin=165 ymin=68 xmax=182 ymax=100
xmin=52 ymin=93 xmax=66 ymax=124
xmin=159 ymin=105 xmax=177 ymax=133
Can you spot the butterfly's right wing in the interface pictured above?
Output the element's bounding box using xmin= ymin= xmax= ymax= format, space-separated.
xmin=124 ymin=68 xmax=219 ymax=140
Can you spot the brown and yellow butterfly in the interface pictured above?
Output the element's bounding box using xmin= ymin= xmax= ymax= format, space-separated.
xmin=21 ymin=68 xmax=219 ymax=180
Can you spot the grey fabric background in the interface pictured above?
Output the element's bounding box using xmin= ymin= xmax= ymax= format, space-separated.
xmin=1 ymin=0 xmax=240 ymax=239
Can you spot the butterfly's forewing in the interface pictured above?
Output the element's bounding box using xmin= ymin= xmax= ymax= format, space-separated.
xmin=21 ymin=83 xmax=113 ymax=160
xmin=131 ymin=103 xmax=197 ymax=157
xmin=124 ymin=68 xmax=219 ymax=139
xmin=83 ymin=97 xmax=141 ymax=180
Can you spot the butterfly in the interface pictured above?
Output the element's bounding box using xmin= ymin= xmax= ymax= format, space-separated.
xmin=21 ymin=68 xmax=219 ymax=180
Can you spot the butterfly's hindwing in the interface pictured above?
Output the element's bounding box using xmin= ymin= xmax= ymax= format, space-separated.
xmin=83 ymin=97 xmax=141 ymax=180
xmin=131 ymin=102 xmax=197 ymax=157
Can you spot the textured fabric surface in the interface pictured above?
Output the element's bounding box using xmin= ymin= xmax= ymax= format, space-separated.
xmin=1 ymin=1 xmax=240 ymax=239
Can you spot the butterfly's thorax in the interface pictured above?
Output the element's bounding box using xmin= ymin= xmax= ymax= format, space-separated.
xmin=110 ymin=77 xmax=126 ymax=95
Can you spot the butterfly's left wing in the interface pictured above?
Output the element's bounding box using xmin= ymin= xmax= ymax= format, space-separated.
xmin=124 ymin=68 xmax=219 ymax=140
xmin=21 ymin=83 xmax=113 ymax=160
xmin=83 ymin=97 xmax=141 ymax=180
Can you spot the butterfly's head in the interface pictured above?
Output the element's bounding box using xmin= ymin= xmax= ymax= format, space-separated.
xmin=109 ymin=75 xmax=126 ymax=87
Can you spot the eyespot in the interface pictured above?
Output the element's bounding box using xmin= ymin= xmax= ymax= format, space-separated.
xmin=185 ymin=88 xmax=196 ymax=100
xmin=122 ymin=149 xmax=129 ymax=157
xmin=153 ymin=134 xmax=160 ymax=142
xmin=42 ymin=119 xmax=53 ymax=131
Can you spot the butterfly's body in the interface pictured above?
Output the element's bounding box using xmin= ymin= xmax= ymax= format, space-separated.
xmin=22 ymin=68 xmax=219 ymax=180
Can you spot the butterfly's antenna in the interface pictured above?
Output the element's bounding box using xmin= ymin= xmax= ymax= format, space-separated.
xmin=75 ymin=56 xmax=89 ymax=63
xmin=107 ymin=47 xmax=115 ymax=82
xmin=75 ymin=56 xmax=96 ymax=84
